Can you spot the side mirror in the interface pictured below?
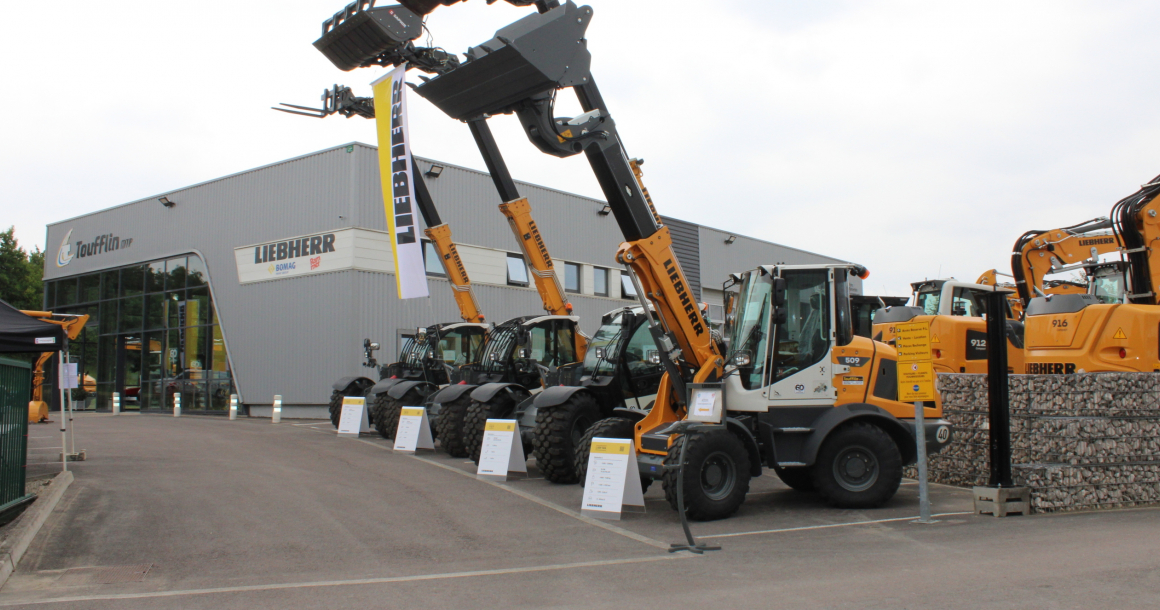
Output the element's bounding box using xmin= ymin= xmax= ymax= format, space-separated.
xmin=518 ymin=348 xmax=531 ymax=359
xmin=733 ymin=350 xmax=753 ymax=366
xmin=646 ymin=350 xmax=661 ymax=365
xmin=488 ymin=353 xmax=500 ymax=362
xmin=772 ymin=277 xmax=789 ymax=325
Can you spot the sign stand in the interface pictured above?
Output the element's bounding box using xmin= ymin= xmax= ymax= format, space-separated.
xmin=476 ymin=420 xmax=526 ymax=481
xmin=393 ymin=407 xmax=435 ymax=452
xmin=580 ymin=437 xmax=645 ymax=520
xmin=894 ymin=321 xmax=936 ymax=524
xmin=337 ymin=396 xmax=372 ymax=437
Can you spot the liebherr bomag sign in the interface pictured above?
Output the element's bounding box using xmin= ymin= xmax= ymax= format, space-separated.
xmin=233 ymin=228 xmax=395 ymax=284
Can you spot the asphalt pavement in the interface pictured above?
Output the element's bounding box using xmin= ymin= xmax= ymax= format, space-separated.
xmin=4 ymin=413 xmax=1158 ymax=609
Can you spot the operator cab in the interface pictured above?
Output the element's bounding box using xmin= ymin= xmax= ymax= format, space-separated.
xmin=725 ymin=264 xmax=861 ymax=411
xmin=1087 ymin=262 xmax=1126 ymax=304
xmin=567 ymin=306 xmax=666 ymax=410
xmin=459 ymin=315 xmax=580 ymax=388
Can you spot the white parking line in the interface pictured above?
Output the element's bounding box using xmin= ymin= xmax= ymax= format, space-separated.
xmin=0 ymin=555 xmax=688 ymax=606
xmin=700 ymin=512 xmax=976 ymax=539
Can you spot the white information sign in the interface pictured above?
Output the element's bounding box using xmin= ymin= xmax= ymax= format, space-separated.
xmin=393 ymin=407 xmax=435 ymax=453
xmin=688 ymin=387 xmax=723 ymax=423
xmin=580 ymin=437 xmax=645 ymax=520
xmin=337 ymin=397 xmax=371 ymax=436
xmin=476 ymin=419 xmax=527 ymax=481
xmin=58 ymin=363 xmax=78 ymax=390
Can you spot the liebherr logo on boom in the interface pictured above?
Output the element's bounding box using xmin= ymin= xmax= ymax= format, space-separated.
xmin=1078 ymin=237 xmax=1116 ymax=247
xmin=443 ymin=244 xmax=468 ymax=280
xmin=522 ymin=221 xmax=553 ymax=268
xmin=663 ymin=258 xmax=704 ymax=336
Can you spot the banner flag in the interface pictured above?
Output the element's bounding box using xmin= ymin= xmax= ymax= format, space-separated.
xmin=372 ymin=64 xmax=429 ymax=300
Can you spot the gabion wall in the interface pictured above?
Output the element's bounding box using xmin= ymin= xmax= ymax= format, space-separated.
xmin=911 ymin=373 xmax=1160 ymax=513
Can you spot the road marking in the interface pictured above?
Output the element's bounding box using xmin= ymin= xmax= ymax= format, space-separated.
xmin=410 ymin=454 xmax=670 ymax=550
xmin=302 ymin=426 xmax=670 ymax=550
xmin=0 ymin=555 xmax=686 ymax=606
xmin=701 ymin=512 xmax=975 ymax=539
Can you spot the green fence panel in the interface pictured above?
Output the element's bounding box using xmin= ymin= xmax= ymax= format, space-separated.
xmin=0 ymin=357 xmax=32 ymax=511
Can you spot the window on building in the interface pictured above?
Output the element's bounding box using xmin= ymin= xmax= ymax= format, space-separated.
xmin=621 ymin=275 xmax=637 ymax=299
xmin=564 ymin=262 xmax=580 ymax=293
xmin=593 ymin=268 xmax=609 ymax=297
xmin=507 ymin=254 xmax=529 ymax=286
xmin=43 ymin=253 xmax=233 ymax=414
xmin=422 ymin=240 xmax=446 ymax=277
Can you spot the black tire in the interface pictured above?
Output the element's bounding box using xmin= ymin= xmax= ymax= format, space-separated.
xmin=573 ymin=417 xmax=651 ymax=492
xmin=328 ymin=390 xmax=344 ymax=428
xmin=374 ymin=390 xmax=422 ymax=440
xmin=434 ymin=393 xmax=473 ymax=458
xmin=811 ymin=421 xmax=902 ymax=508
xmin=533 ymin=393 xmax=601 ymax=484
xmin=464 ymin=392 xmax=521 ymax=463
xmin=774 ymin=466 xmax=815 ymax=492
xmin=663 ymin=429 xmax=751 ymax=521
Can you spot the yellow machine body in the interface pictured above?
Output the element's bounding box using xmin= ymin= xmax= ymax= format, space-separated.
xmin=875 ymin=315 xmax=1023 ymax=375
xmin=1023 ymin=303 xmax=1160 ymax=373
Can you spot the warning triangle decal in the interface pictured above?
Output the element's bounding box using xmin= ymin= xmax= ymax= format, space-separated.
xmin=931 ymin=334 xmax=941 ymax=343
xmin=1113 ymin=327 xmax=1127 ymax=340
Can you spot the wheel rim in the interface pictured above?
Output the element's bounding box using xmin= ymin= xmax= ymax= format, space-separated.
xmin=832 ymin=444 xmax=879 ymax=492
xmin=699 ymin=450 xmax=737 ymax=501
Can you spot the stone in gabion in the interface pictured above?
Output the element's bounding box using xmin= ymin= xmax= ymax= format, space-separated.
xmin=918 ymin=372 xmax=1160 ymax=513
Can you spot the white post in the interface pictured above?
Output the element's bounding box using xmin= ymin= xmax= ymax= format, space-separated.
xmin=58 ymin=351 xmax=68 ymax=473
xmin=173 ymin=392 xmax=182 ymax=418
xmin=112 ymin=392 xmax=121 ymax=415
xmin=272 ymin=395 xmax=282 ymax=424
xmin=229 ymin=394 xmax=238 ymax=420
xmin=915 ymin=401 xmax=933 ymax=523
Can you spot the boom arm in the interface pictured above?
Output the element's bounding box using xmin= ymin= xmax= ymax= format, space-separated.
xmin=410 ymin=1 xmax=723 ymax=407
xmin=1111 ymin=174 xmax=1160 ymax=305
xmin=413 ymin=166 xmax=487 ymax=322
xmin=1011 ymin=217 xmax=1121 ymax=307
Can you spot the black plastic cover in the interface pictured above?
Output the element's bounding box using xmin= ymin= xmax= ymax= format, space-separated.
xmin=872 ymin=306 xmax=924 ymax=325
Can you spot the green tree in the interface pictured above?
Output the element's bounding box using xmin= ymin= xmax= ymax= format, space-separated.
xmin=0 ymin=226 xmax=45 ymax=311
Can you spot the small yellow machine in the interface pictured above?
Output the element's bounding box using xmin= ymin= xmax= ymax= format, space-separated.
xmin=22 ymin=311 xmax=89 ymax=423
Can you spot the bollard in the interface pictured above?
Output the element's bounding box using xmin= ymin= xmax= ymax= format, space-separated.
xmin=173 ymin=392 xmax=182 ymax=418
xmin=229 ymin=394 xmax=238 ymax=420
xmin=112 ymin=392 xmax=121 ymax=415
xmin=272 ymin=395 xmax=282 ymax=424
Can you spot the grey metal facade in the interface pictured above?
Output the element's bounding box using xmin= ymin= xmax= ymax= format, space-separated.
xmin=43 ymin=143 xmax=852 ymax=413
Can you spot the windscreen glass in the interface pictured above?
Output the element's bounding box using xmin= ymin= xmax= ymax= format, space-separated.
xmin=583 ymin=313 xmax=627 ymax=376
xmin=728 ymin=273 xmax=773 ymax=390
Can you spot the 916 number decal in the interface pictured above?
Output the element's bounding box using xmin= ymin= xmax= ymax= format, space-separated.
xmin=1052 ymin=319 xmax=1069 ymax=328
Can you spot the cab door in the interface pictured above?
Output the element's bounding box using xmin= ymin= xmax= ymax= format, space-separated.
xmin=766 ymin=269 xmax=835 ymax=407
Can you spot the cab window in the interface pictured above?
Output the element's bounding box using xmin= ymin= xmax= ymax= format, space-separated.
xmin=915 ymin=290 xmax=940 ymax=315
xmin=772 ymin=270 xmax=830 ymax=383
xmin=951 ymin=288 xmax=986 ymax=317
xmin=525 ymin=320 xmax=576 ymax=367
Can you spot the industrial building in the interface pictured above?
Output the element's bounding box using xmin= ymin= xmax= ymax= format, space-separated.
xmin=41 ymin=143 xmax=855 ymax=418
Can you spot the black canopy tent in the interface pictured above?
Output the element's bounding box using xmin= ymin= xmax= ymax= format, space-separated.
xmin=0 ymin=300 xmax=65 ymax=354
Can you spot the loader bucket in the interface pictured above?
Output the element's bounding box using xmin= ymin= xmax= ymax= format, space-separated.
xmin=314 ymin=2 xmax=424 ymax=71
xmin=413 ymin=1 xmax=592 ymax=120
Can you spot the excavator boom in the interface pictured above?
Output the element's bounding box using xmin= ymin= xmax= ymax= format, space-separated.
xmin=1011 ymin=216 xmax=1121 ymax=307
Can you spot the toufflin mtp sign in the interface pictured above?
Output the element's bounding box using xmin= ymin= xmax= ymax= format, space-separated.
xmin=55 ymin=228 xmax=134 ymax=268
xmin=233 ymin=228 xmax=403 ymax=284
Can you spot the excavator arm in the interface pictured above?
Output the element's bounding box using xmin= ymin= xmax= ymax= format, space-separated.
xmin=1011 ymin=217 xmax=1121 ymax=308
xmin=1111 ymin=174 xmax=1160 ymax=305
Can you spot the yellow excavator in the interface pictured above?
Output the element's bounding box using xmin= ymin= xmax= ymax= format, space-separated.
xmin=374 ymin=0 xmax=951 ymax=519
xmin=22 ymin=311 xmax=89 ymax=423
xmin=1019 ymin=180 xmax=1160 ymax=373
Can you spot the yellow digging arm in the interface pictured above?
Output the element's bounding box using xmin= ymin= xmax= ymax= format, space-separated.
xmin=424 ymin=224 xmax=485 ymax=323
xmin=1011 ymin=217 xmax=1120 ymax=307
xmin=498 ymin=198 xmax=573 ymax=317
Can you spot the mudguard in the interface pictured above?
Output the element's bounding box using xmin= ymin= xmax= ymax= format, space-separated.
xmin=611 ymin=407 xmax=646 ymax=423
xmin=471 ymin=383 xmax=531 ymax=404
xmin=429 ymin=383 xmax=478 ymax=405
xmin=725 ymin=417 xmax=764 ymax=477
xmin=531 ymin=385 xmax=586 ymax=409
xmin=370 ymin=377 xmax=405 ymax=396
xmin=332 ymin=376 xmax=374 ymax=394
xmin=387 ymin=380 xmax=437 ymax=400
xmin=800 ymin=404 xmax=919 ymax=466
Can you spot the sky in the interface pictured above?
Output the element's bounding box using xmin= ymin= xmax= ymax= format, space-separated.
xmin=3 ymin=0 xmax=1160 ymax=297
